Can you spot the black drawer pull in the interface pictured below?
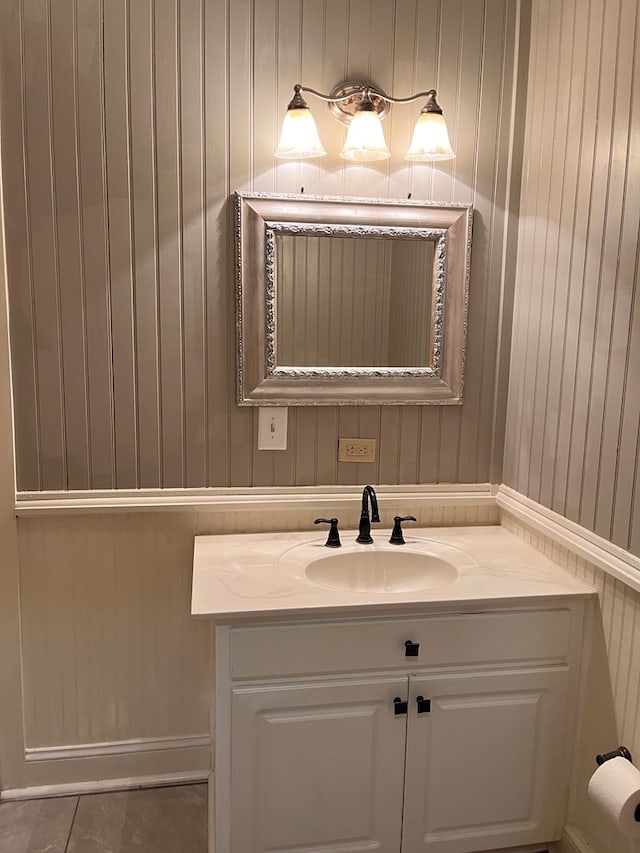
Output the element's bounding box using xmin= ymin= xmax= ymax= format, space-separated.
xmin=393 ymin=697 xmax=408 ymax=715
xmin=416 ymin=695 xmax=431 ymax=714
xmin=404 ymin=640 xmax=420 ymax=657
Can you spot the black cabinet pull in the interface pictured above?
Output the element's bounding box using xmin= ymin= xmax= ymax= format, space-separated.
xmin=404 ymin=640 xmax=420 ymax=657
xmin=416 ymin=695 xmax=431 ymax=714
xmin=393 ymin=697 xmax=408 ymax=715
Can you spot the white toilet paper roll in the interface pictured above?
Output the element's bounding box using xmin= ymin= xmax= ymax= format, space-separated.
xmin=587 ymin=757 xmax=640 ymax=838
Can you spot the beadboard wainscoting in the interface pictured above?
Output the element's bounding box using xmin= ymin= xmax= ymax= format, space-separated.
xmin=500 ymin=493 xmax=640 ymax=853
xmin=6 ymin=479 xmax=640 ymax=842
xmin=4 ymin=486 xmax=497 ymax=798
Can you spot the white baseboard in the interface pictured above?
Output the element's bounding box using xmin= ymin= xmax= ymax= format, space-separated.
xmin=551 ymin=826 xmax=592 ymax=853
xmin=2 ymin=734 xmax=211 ymax=800
xmin=497 ymin=485 xmax=640 ymax=594
xmin=1 ymin=770 xmax=208 ymax=801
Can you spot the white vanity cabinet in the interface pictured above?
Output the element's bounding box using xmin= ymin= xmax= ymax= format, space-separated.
xmin=213 ymin=602 xmax=584 ymax=853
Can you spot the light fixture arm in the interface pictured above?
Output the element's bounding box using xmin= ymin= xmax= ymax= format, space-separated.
xmin=290 ymin=83 xmax=443 ymax=111
xmin=291 ymin=83 xmax=355 ymax=104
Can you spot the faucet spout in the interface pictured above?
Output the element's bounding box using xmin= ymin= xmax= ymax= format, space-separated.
xmin=357 ymin=485 xmax=380 ymax=544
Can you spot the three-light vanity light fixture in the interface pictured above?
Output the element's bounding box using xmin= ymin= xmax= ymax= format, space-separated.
xmin=275 ymin=80 xmax=455 ymax=162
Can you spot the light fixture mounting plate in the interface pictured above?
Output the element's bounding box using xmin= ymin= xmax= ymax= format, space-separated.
xmin=328 ymin=81 xmax=390 ymax=125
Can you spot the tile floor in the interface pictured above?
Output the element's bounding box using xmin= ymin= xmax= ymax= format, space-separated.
xmin=0 ymin=784 xmax=207 ymax=853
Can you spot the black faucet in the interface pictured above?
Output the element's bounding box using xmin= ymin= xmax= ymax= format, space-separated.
xmin=356 ymin=485 xmax=380 ymax=544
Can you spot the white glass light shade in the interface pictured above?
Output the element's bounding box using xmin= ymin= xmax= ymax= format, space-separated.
xmin=405 ymin=112 xmax=455 ymax=161
xmin=274 ymin=107 xmax=326 ymax=159
xmin=339 ymin=110 xmax=390 ymax=161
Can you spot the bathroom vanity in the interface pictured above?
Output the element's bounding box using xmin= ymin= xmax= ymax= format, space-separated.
xmin=192 ymin=526 xmax=595 ymax=853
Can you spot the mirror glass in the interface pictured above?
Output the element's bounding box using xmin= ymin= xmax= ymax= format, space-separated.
xmin=275 ymin=234 xmax=436 ymax=368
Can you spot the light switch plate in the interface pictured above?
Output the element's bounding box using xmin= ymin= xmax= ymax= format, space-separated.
xmin=338 ymin=438 xmax=376 ymax=463
xmin=258 ymin=407 xmax=288 ymax=450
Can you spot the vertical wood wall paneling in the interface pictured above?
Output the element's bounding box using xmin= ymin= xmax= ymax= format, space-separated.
xmin=271 ymin=1 xmax=306 ymax=488
xmin=580 ymin=0 xmax=636 ymax=533
xmin=400 ymin=1 xmax=434 ymax=486
xmin=227 ymin=0 xmax=253 ymax=488
xmin=180 ymin=0 xmax=207 ymax=487
xmin=252 ymin=0 xmax=278 ymax=196
xmin=205 ymin=0 xmax=230 ymax=487
xmin=504 ymin=0 xmax=640 ymax=558
xmin=565 ymin=0 xmax=618 ymax=525
xmin=596 ymin=0 xmax=640 ymax=548
xmin=519 ymin=0 xmax=563 ymax=504
xmin=534 ymin=0 xmax=580 ymax=511
xmin=550 ymin=0 xmax=605 ymax=515
xmin=317 ymin=0 xmax=349 ymax=199
xmin=359 ymin=0 xmax=396 ymax=201
xmin=103 ymin=0 xmax=138 ymax=488
xmin=24 ymin=0 xmax=67 ymax=489
xmin=77 ymin=0 xmax=117 ymax=489
xmin=433 ymin=0 xmax=467 ymax=483
xmin=155 ymin=0 xmax=185 ymax=487
xmin=0 ymin=0 xmax=40 ymax=490
xmin=129 ymin=0 xmax=162 ymax=488
xmin=488 ymin=0 xmax=529 ymax=487
xmin=295 ymin=0 xmax=330 ymax=491
xmin=467 ymin=0 xmax=516 ymax=485
xmin=4 ymin=0 xmax=523 ymax=490
xmin=50 ymin=0 xmax=91 ymax=489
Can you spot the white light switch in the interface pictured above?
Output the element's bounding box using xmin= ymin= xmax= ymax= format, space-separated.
xmin=258 ymin=407 xmax=288 ymax=450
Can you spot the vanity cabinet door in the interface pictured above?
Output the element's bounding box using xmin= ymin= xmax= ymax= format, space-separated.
xmin=401 ymin=669 xmax=570 ymax=853
xmin=229 ymin=676 xmax=408 ymax=853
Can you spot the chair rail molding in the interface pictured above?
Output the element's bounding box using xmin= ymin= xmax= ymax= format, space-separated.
xmin=15 ymin=484 xmax=498 ymax=517
xmin=497 ymin=485 xmax=640 ymax=594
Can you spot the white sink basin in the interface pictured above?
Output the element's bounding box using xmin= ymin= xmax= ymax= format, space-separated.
xmin=304 ymin=548 xmax=459 ymax=592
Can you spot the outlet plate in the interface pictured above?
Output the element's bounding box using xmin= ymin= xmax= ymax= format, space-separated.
xmin=338 ymin=438 xmax=376 ymax=464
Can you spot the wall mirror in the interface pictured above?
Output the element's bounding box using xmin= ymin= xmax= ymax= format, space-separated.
xmin=235 ymin=192 xmax=472 ymax=405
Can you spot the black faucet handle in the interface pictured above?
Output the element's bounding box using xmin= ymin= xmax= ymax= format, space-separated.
xmin=389 ymin=515 xmax=417 ymax=545
xmin=314 ymin=517 xmax=341 ymax=548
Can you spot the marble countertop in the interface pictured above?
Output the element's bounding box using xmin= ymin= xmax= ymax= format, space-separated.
xmin=191 ymin=525 xmax=596 ymax=622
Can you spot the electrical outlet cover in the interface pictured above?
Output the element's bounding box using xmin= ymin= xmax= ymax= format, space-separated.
xmin=338 ymin=438 xmax=376 ymax=463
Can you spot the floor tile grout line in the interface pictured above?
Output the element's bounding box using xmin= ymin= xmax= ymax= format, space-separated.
xmin=63 ymin=795 xmax=81 ymax=853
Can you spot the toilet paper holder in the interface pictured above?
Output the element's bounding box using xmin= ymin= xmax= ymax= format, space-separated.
xmin=596 ymin=746 xmax=633 ymax=767
xmin=593 ymin=745 xmax=640 ymax=826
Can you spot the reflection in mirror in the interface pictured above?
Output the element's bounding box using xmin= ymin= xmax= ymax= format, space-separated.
xmin=276 ymin=235 xmax=436 ymax=368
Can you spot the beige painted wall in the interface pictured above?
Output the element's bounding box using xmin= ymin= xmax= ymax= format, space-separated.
xmin=504 ymin=0 xmax=640 ymax=558
xmin=0 ymin=0 xmax=524 ymax=491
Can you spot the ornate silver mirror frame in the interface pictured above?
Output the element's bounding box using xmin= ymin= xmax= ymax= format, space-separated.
xmin=235 ymin=192 xmax=473 ymax=405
